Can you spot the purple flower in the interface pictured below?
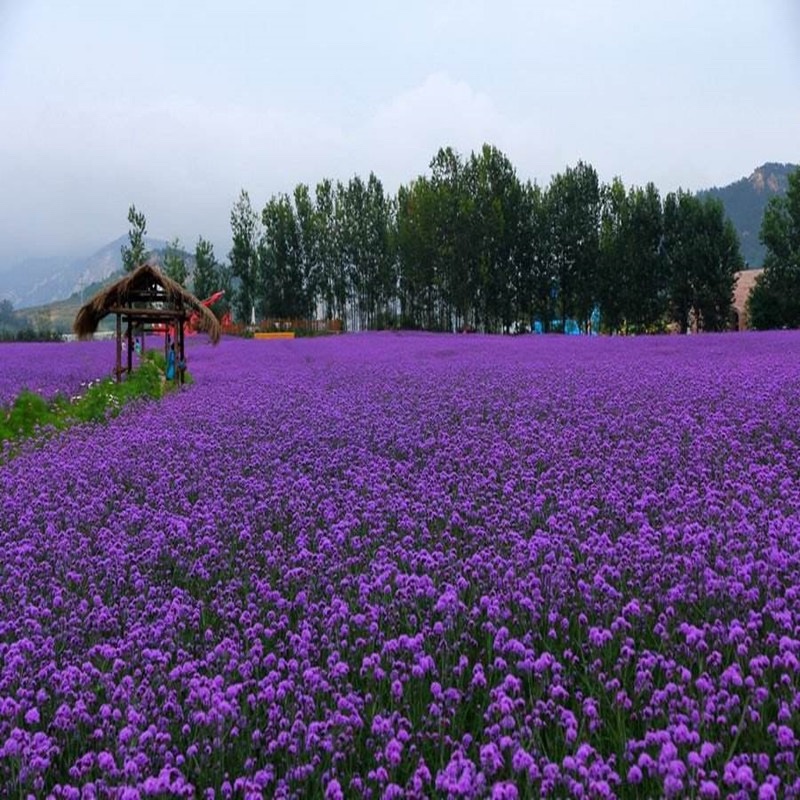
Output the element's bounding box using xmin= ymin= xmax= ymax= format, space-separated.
xmin=324 ymin=779 xmax=344 ymax=800
xmin=385 ymin=737 xmax=403 ymax=767
xmin=627 ymin=765 xmax=643 ymax=784
xmin=776 ymin=725 xmax=795 ymax=749
xmin=23 ymin=709 xmax=40 ymax=726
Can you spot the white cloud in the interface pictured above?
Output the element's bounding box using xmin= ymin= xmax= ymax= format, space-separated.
xmin=358 ymin=72 xmax=541 ymax=189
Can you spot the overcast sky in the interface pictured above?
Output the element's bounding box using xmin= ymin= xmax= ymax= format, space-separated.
xmin=0 ymin=0 xmax=798 ymax=268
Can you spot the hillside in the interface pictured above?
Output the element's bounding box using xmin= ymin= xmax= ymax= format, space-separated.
xmin=11 ymin=274 xmax=122 ymax=334
xmin=698 ymin=162 xmax=798 ymax=267
xmin=0 ymin=236 xmax=170 ymax=309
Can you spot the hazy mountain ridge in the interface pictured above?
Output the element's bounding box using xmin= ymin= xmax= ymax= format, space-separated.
xmin=0 ymin=236 xmax=170 ymax=309
xmin=697 ymin=162 xmax=798 ymax=267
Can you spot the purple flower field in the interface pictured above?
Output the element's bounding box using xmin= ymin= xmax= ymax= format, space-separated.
xmin=0 ymin=341 xmax=117 ymax=407
xmin=1 ymin=331 xmax=799 ymax=798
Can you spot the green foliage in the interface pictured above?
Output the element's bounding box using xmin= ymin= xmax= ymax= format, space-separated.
xmin=748 ymin=167 xmax=800 ymax=330
xmin=314 ymin=178 xmax=344 ymax=323
xmin=662 ymin=192 xmax=742 ymax=332
xmin=524 ymin=182 xmax=556 ymax=332
xmin=163 ymin=237 xmax=188 ymax=286
xmin=598 ymin=181 xmax=666 ymax=334
xmin=121 ymin=204 xmax=149 ymax=273
xmin=229 ymin=190 xmax=261 ymax=324
xmin=338 ymin=173 xmax=396 ymax=330
xmin=261 ymin=193 xmax=307 ymax=320
xmin=0 ymin=353 xmax=189 ymax=449
xmin=214 ymin=265 xmax=234 ymax=320
xmin=193 ymin=237 xmax=221 ymax=305
xmin=0 ymin=390 xmax=64 ymax=440
xmin=545 ymin=161 xmax=601 ymax=331
xmin=292 ymin=183 xmax=321 ymax=319
xmin=469 ymin=145 xmax=526 ymax=332
xmin=396 ymin=176 xmax=442 ymax=330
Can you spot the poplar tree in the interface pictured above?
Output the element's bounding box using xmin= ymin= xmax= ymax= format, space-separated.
xmin=748 ymin=167 xmax=800 ymax=329
xmin=193 ymin=237 xmax=219 ymax=302
xmin=163 ymin=237 xmax=188 ymax=286
xmin=229 ymin=190 xmax=261 ymax=324
xmin=121 ymin=204 xmax=148 ymax=273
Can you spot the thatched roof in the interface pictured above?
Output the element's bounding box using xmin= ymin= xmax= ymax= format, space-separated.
xmin=73 ymin=263 xmax=221 ymax=344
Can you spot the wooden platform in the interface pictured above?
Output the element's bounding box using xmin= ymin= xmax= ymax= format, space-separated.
xmin=254 ymin=332 xmax=296 ymax=340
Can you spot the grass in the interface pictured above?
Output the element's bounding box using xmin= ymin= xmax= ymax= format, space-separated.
xmin=0 ymin=351 xmax=188 ymax=449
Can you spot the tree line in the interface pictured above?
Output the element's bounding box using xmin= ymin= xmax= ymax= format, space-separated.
xmin=227 ymin=145 xmax=742 ymax=334
xmin=124 ymin=145 xmax=800 ymax=333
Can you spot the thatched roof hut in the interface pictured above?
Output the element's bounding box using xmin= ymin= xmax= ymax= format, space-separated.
xmin=74 ymin=263 xmax=221 ymax=383
xmin=74 ymin=263 xmax=221 ymax=343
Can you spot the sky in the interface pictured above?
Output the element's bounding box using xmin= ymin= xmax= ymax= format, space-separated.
xmin=0 ymin=0 xmax=798 ymax=269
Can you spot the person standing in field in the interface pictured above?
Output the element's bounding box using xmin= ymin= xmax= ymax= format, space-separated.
xmin=166 ymin=343 xmax=176 ymax=380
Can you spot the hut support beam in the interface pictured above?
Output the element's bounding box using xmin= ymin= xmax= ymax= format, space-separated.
xmin=126 ymin=320 xmax=133 ymax=376
xmin=178 ymin=318 xmax=186 ymax=385
xmin=115 ymin=313 xmax=122 ymax=383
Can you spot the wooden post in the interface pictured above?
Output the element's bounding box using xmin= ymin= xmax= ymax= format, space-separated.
xmin=115 ymin=313 xmax=122 ymax=383
xmin=178 ymin=315 xmax=186 ymax=385
xmin=126 ymin=319 xmax=133 ymax=376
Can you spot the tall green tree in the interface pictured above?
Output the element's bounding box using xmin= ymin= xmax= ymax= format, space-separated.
xmin=163 ymin=237 xmax=188 ymax=286
xmin=429 ymin=147 xmax=474 ymax=331
xmin=333 ymin=181 xmax=352 ymax=327
xmin=598 ymin=180 xmax=665 ymax=333
xmin=192 ymin=237 xmax=220 ymax=303
xmin=663 ymin=191 xmax=741 ymax=332
xmin=468 ymin=144 xmax=525 ymax=332
xmin=526 ymin=182 xmax=557 ymax=332
xmin=546 ymin=162 xmax=601 ymax=331
xmin=748 ymin=167 xmax=800 ymax=329
xmin=0 ymin=299 xmax=15 ymax=332
xmin=597 ymin=177 xmax=629 ymax=332
xmin=229 ymin=190 xmax=261 ymax=324
xmin=339 ymin=176 xmax=368 ymax=329
xmin=336 ymin=174 xmax=394 ymax=329
xmin=662 ymin=190 xmax=696 ymax=333
xmin=121 ymin=204 xmax=148 ymax=273
xmin=314 ymin=179 xmax=340 ymax=322
xmin=362 ymin=173 xmax=396 ymax=329
xmin=694 ymin=198 xmax=741 ymax=331
xmin=261 ymin=194 xmax=306 ymax=319
xmin=293 ymin=183 xmax=320 ymax=320
xmin=396 ymin=177 xmax=439 ymax=329
xmin=628 ymin=183 xmax=667 ymax=331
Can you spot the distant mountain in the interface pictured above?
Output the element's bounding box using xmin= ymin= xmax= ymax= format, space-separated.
xmin=698 ymin=162 xmax=798 ymax=268
xmin=7 ymin=272 xmax=138 ymax=335
xmin=0 ymin=236 xmax=170 ymax=309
